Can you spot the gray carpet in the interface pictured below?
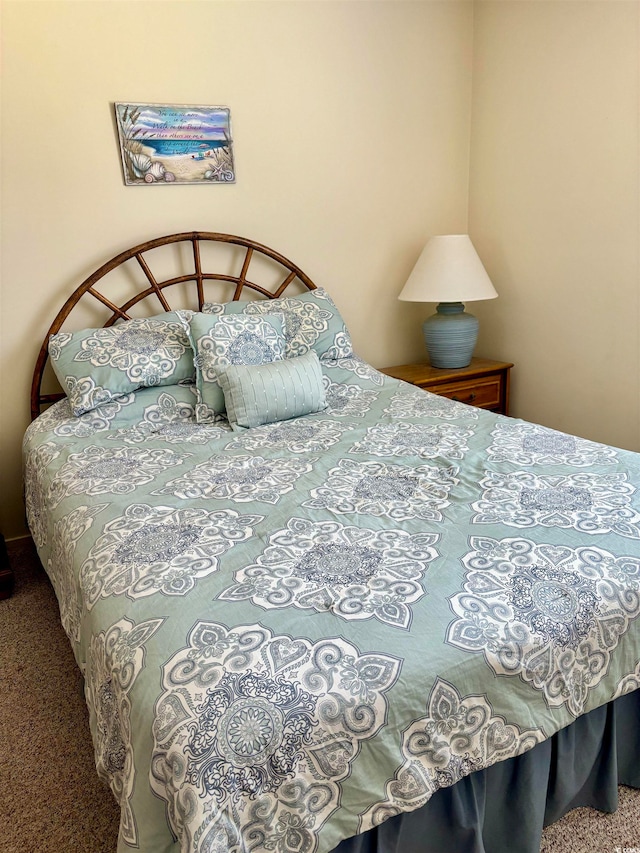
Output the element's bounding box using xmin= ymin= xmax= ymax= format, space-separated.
xmin=1 ymin=537 xmax=638 ymax=853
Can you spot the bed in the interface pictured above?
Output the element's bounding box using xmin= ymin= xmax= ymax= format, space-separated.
xmin=24 ymin=232 xmax=640 ymax=853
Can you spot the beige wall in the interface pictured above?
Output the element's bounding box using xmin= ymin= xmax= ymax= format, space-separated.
xmin=3 ymin=1 xmax=640 ymax=541
xmin=469 ymin=0 xmax=640 ymax=448
xmin=0 ymin=0 xmax=474 ymax=537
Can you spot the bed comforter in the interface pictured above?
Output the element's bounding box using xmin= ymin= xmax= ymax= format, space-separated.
xmin=23 ymin=357 xmax=640 ymax=853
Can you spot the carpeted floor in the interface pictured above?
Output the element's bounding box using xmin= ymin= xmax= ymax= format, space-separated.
xmin=1 ymin=537 xmax=639 ymax=853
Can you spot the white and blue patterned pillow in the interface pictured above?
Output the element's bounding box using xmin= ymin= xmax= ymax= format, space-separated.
xmin=187 ymin=312 xmax=287 ymax=423
xmin=201 ymin=287 xmax=353 ymax=360
xmin=49 ymin=312 xmax=194 ymax=417
xmin=217 ymin=349 xmax=327 ymax=429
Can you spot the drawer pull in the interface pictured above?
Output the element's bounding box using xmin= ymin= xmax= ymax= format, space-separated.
xmin=452 ymin=392 xmax=476 ymax=403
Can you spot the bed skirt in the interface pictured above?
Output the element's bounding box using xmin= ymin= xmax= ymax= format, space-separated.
xmin=333 ymin=690 xmax=640 ymax=853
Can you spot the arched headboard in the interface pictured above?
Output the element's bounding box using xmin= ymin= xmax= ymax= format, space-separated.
xmin=31 ymin=231 xmax=317 ymax=420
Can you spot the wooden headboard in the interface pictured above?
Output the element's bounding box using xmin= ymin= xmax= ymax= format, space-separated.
xmin=31 ymin=231 xmax=317 ymax=420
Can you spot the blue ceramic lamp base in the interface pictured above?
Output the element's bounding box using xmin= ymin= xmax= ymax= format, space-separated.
xmin=423 ymin=302 xmax=479 ymax=368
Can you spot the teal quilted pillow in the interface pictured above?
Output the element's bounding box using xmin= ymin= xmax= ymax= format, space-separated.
xmin=201 ymin=287 xmax=353 ymax=360
xmin=187 ymin=312 xmax=287 ymax=423
xmin=48 ymin=311 xmax=194 ymax=416
xmin=216 ymin=349 xmax=327 ymax=429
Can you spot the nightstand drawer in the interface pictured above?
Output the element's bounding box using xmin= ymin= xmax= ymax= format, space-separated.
xmin=427 ymin=377 xmax=502 ymax=409
xmin=380 ymin=358 xmax=512 ymax=415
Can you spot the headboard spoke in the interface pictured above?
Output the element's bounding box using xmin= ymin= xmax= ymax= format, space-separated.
xmin=88 ymin=287 xmax=132 ymax=320
xmin=232 ymin=247 xmax=253 ymax=301
xmin=135 ymin=253 xmax=172 ymax=312
xmin=192 ymin=238 xmax=205 ymax=309
xmin=274 ymin=271 xmax=297 ymax=298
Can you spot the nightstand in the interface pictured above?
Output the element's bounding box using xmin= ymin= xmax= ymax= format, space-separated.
xmin=380 ymin=357 xmax=513 ymax=415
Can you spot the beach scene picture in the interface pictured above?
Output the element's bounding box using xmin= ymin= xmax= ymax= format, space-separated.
xmin=114 ymin=103 xmax=235 ymax=185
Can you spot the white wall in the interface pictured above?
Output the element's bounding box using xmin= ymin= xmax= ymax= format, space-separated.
xmin=0 ymin=0 xmax=474 ymax=537
xmin=469 ymin=0 xmax=640 ymax=449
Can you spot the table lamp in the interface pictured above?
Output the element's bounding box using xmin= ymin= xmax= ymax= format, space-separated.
xmin=398 ymin=235 xmax=498 ymax=368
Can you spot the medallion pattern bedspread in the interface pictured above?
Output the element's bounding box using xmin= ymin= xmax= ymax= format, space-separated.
xmin=23 ymin=359 xmax=640 ymax=853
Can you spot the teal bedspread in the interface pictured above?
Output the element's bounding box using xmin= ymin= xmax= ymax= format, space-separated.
xmin=23 ymin=358 xmax=640 ymax=853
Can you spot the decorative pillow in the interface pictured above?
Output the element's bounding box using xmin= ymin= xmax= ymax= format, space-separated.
xmin=49 ymin=311 xmax=194 ymax=417
xmin=201 ymin=286 xmax=353 ymax=360
xmin=188 ymin=312 xmax=287 ymax=423
xmin=217 ymin=349 xmax=327 ymax=429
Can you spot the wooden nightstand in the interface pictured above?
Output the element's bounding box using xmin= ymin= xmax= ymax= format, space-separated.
xmin=380 ymin=357 xmax=513 ymax=415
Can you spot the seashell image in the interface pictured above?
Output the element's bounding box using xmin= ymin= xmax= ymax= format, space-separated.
xmin=144 ymin=172 xmax=155 ymax=183
xmin=148 ymin=161 xmax=166 ymax=180
xmin=126 ymin=150 xmax=152 ymax=178
xmin=164 ymin=172 xmax=176 ymax=182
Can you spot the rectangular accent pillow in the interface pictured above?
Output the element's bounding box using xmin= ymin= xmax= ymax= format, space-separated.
xmin=201 ymin=286 xmax=353 ymax=360
xmin=48 ymin=311 xmax=194 ymax=417
xmin=216 ymin=349 xmax=327 ymax=429
xmin=187 ymin=312 xmax=287 ymax=423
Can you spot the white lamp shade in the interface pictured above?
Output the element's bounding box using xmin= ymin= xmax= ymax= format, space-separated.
xmin=398 ymin=235 xmax=498 ymax=303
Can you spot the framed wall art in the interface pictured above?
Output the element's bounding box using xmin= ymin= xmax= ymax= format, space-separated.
xmin=114 ymin=103 xmax=235 ymax=185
